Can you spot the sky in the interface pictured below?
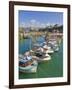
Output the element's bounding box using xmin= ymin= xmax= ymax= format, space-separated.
xmin=19 ymin=10 xmax=63 ymax=28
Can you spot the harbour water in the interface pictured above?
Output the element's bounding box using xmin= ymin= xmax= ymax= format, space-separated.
xmin=19 ymin=37 xmax=63 ymax=79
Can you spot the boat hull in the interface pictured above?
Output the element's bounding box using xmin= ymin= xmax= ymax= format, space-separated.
xmin=19 ymin=65 xmax=37 ymax=73
xmin=39 ymin=55 xmax=51 ymax=61
xmin=44 ymin=50 xmax=54 ymax=54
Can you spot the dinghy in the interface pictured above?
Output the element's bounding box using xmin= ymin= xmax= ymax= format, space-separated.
xmin=19 ymin=53 xmax=38 ymax=73
xmin=35 ymin=48 xmax=51 ymax=62
xmin=43 ymin=44 xmax=54 ymax=54
xmin=19 ymin=60 xmax=38 ymax=73
xmin=39 ymin=53 xmax=51 ymax=61
xmin=48 ymin=39 xmax=59 ymax=51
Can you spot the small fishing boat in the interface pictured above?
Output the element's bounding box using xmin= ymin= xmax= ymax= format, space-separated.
xmin=43 ymin=44 xmax=54 ymax=54
xmin=35 ymin=51 xmax=51 ymax=62
xmin=19 ymin=52 xmax=38 ymax=73
xmin=39 ymin=42 xmax=54 ymax=54
xmin=19 ymin=60 xmax=38 ymax=73
xmin=52 ymin=44 xmax=59 ymax=51
xmin=48 ymin=39 xmax=59 ymax=51
xmin=39 ymin=53 xmax=51 ymax=61
xmin=35 ymin=48 xmax=51 ymax=62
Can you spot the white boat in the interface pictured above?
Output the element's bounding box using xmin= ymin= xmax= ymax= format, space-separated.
xmin=43 ymin=45 xmax=54 ymax=54
xmin=19 ymin=60 xmax=38 ymax=73
xmin=19 ymin=54 xmax=38 ymax=73
xmin=35 ymin=50 xmax=51 ymax=62
xmin=48 ymin=40 xmax=59 ymax=51
xmin=32 ymin=53 xmax=51 ymax=62
xmin=52 ymin=44 xmax=59 ymax=51
xmin=39 ymin=53 xmax=51 ymax=61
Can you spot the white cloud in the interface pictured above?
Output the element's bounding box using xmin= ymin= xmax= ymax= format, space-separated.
xmin=20 ymin=20 xmax=57 ymax=28
xmin=46 ymin=23 xmax=51 ymax=26
xmin=30 ymin=19 xmax=36 ymax=23
xmin=41 ymin=23 xmax=46 ymax=27
xmin=20 ymin=22 xmax=25 ymax=27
